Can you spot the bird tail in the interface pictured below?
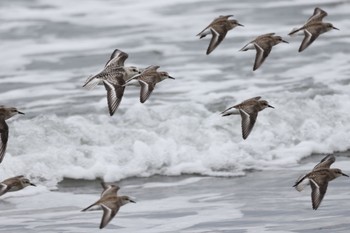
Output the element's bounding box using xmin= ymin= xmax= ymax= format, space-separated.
xmin=83 ymin=75 xmax=101 ymax=90
xmin=288 ymin=27 xmax=303 ymax=36
xmin=293 ymin=174 xmax=309 ymax=192
xmin=81 ymin=201 xmax=100 ymax=212
xmin=0 ymin=183 xmax=8 ymax=196
xmin=221 ymin=108 xmax=239 ymax=117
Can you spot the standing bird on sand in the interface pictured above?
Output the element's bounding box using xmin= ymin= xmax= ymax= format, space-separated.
xmin=240 ymin=33 xmax=288 ymax=71
xmin=197 ymin=15 xmax=243 ymax=55
xmin=288 ymin=7 xmax=339 ymax=52
xmin=83 ymin=49 xmax=142 ymax=116
xmin=0 ymin=106 xmax=24 ymax=163
xmin=0 ymin=175 xmax=36 ymax=196
xmin=293 ymin=154 xmax=348 ymax=210
xmin=82 ymin=182 xmax=135 ymax=229
xmin=221 ymin=96 xmax=274 ymax=140
xmin=124 ymin=65 xmax=175 ymax=103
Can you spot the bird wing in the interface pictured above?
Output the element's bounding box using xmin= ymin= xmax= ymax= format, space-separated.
xmin=100 ymin=203 xmax=120 ymax=229
xmin=105 ymin=49 xmax=129 ymax=67
xmin=239 ymin=109 xmax=258 ymax=140
xmin=313 ymin=154 xmax=335 ymax=170
xmin=298 ymin=26 xmax=321 ymax=52
xmin=0 ymin=119 xmax=9 ymax=163
xmin=236 ymin=96 xmax=261 ymax=107
xmin=196 ymin=15 xmax=233 ymax=36
xmin=101 ymin=183 xmax=120 ymax=197
xmin=253 ymin=42 xmax=272 ymax=71
xmin=206 ymin=26 xmax=227 ymax=55
xmin=143 ymin=65 xmax=160 ymax=73
xmin=139 ymin=79 xmax=156 ymax=103
xmin=103 ymin=81 xmax=125 ymax=116
xmin=310 ymin=177 xmax=328 ymax=210
xmin=256 ymin=33 xmax=275 ymax=39
xmin=306 ymin=7 xmax=328 ymax=24
xmin=231 ymin=96 xmax=261 ymax=112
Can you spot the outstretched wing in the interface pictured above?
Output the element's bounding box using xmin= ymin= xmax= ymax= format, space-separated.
xmin=237 ymin=96 xmax=261 ymax=106
xmin=310 ymin=177 xmax=328 ymax=210
xmin=298 ymin=26 xmax=321 ymax=52
xmin=239 ymin=109 xmax=258 ymax=140
xmin=100 ymin=203 xmax=120 ymax=229
xmin=0 ymin=119 xmax=9 ymax=163
xmin=306 ymin=7 xmax=328 ymax=24
xmin=313 ymin=154 xmax=335 ymax=170
xmin=105 ymin=49 xmax=129 ymax=67
xmin=103 ymin=81 xmax=125 ymax=116
xmin=101 ymin=182 xmax=120 ymax=197
xmin=139 ymin=80 xmax=156 ymax=103
xmin=253 ymin=42 xmax=272 ymax=71
xmin=206 ymin=26 xmax=227 ymax=55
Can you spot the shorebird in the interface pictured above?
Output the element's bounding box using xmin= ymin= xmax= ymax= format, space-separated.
xmin=288 ymin=7 xmax=339 ymax=52
xmin=240 ymin=33 xmax=288 ymax=71
xmin=221 ymin=96 xmax=274 ymax=139
xmin=0 ymin=106 xmax=24 ymax=163
xmin=82 ymin=182 xmax=135 ymax=229
xmin=124 ymin=65 xmax=174 ymax=103
xmin=293 ymin=154 xmax=348 ymax=210
xmin=197 ymin=15 xmax=243 ymax=55
xmin=83 ymin=49 xmax=142 ymax=116
xmin=0 ymin=175 xmax=35 ymax=196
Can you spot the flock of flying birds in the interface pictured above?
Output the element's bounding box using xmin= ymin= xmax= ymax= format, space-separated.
xmin=0 ymin=7 xmax=347 ymax=229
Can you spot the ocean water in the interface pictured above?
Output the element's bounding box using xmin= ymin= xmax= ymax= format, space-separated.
xmin=0 ymin=0 xmax=350 ymax=232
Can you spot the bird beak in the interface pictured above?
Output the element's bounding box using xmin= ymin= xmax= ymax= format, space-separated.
xmin=282 ymin=39 xmax=289 ymax=43
xmin=130 ymin=200 xmax=136 ymax=203
xmin=30 ymin=183 xmax=36 ymax=186
xmin=237 ymin=23 xmax=244 ymax=27
xmin=333 ymin=26 xmax=339 ymax=30
xmin=342 ymin=172 xmax=349 ymax=177
xmin=268 ymin=105 xmax=274 ymax=109
xmin=168 ymin=76 xmax=175 ymax=80
xmin=18 ymin=111 xmax=25 ymax=115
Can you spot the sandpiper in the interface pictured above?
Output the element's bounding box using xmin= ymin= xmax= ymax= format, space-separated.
xmin=221 ymin=96 xmax=274 ymax=139
xmin=0 ymin=106 xmax=24 ymax=163
xmin=0 ymin=175 xmax=35 ymax=196
xmin=82 ymin=182 xmax=135 ymax=229
xmin=240 ymin=33 xmax=288 ymax=71
xmin=197 ymin=15 xmax=243 ymax=55
xmin=288 ymin=7 xmax=339 ymax=52
xmin=124 ymin=65 xmax=174 ymax=103
xmin=83 ymin=49 xmax=142 ymax=116
xmin=293 ymin=154 xmax=348 ymax=210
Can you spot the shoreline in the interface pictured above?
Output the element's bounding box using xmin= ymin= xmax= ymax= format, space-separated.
xmin=1 ymin=155 xmax=350 ymax=232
